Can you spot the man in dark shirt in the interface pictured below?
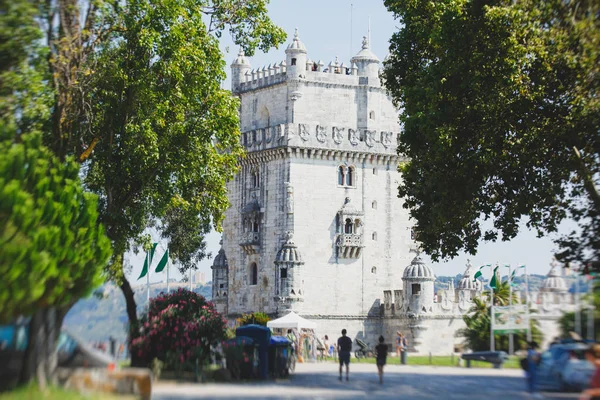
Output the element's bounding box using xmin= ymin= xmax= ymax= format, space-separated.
xmin=337 ymin=329 xmax=352 ymax=381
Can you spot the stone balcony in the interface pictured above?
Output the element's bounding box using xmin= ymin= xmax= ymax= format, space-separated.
xmin=240 ymin=231 xmax=260 ymax=255
xmin=336 ymin=233 xmax=364 ymax=258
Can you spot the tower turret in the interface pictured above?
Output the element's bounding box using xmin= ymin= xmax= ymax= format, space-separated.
xmin=211 ymin=242 xmax=229 ymax=314
xmin=285 ymin=28 xmax=308 ymax=79
xmin=350 ymin=36 xmax=380 ymax=80
xmin=274 ymin=232 xmax=305 ymax=314
xmin=231 ymin=49 xmax=251 ymax=94
xmin=402 ymin=252 xmax=435 ymax=314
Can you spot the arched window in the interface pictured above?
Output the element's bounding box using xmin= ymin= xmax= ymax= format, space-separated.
xmin=344 ymin=218 xmax=353 ymax=234
xmin=252 ymin=170 xmax=260 ymax=188
xmin=338 ymin=166 xmax=345 ymax=185
xmin=291 ymin=58 xmax=297 ymax=66
xmin=371 ymin=266 xmax=377 ymax=274
xmin=372 ymin=232 xmax=377 ymax=241
xmin=372 ymin=200 xmax=377 ymax=209
xmin=252 ymin=218 xmax=259 ymax=233
xmin=346 ymin=166 xmax=354 ymax=186
xmin=250 ymin=263 xmax=258 ymax=285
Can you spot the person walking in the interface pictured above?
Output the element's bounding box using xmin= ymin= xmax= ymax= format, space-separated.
xmin=395 ymin=331 xmax=402 ymax=357
xmin=337 ymin=329 xmax=352 ymax=381
xmin=526 ymin=341 xmax=542 ymax=398
xmin=375 ymin=336 xmax=388 ymax=384
xmin=399 ymin=333 xmax=408 ymax=365
xmin=580 ymin=344 xmax=600 ymax=400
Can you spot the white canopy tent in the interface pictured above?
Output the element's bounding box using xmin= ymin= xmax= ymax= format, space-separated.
xmin=266 ymin=311 xmax=317 ymax=330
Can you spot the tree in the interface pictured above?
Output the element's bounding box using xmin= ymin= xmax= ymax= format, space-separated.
xmin=558 ymin=285 xmax=600 ymax=341
xmin=458 ymin=292 xmax=543 ymax=352
xmin=237 ymin=312 xmax=271 ymax=327
xmin=131 ymin=288 xmax=226 ymax=371
xmin=21 ymin=0 xmax=284 ymax=366
xmin=0 ymin=128 xmax=111 ymax=386
xmin=382 ymin=0 xmax=600 ymax=269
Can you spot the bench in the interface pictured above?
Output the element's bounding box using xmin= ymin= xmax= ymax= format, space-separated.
xmin=461 ymin=351 xmax=508 ymax=369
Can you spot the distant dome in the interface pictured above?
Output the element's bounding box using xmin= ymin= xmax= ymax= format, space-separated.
xmin=286 ymin=28 xmax=307 ymax=53
xmin=458 ymin=261 xmax=483 ymax=291
xmin=212 ymin=247 xmax=228 ymax=269
xmin=275 ymin=232 xmax=304 ymax=264
xmin=541 ymin=263 xmax=567 ymax=292
xmin=403 ymin=254 xmax=435 ymax=281
xmin=351 ymin=36 xmax=380 ymax=63
xmin=232 ymin=49 xmax=250 ymax=66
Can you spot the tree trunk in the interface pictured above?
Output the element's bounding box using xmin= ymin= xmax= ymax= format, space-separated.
xmin=19 ymin=306 xmax=67 ymax=387
xmin=119 ymin=276 xmax=144 ymax=367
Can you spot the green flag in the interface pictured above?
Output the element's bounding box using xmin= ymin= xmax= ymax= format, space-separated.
xmin=473 ymin=264 xmax=491 ymax=282
xmin=155 ymin=249 xmax=169 ymax=273
xmin=138 ymin=242 xmax=158 ymax=280
xmin=489 ymin=266 xmax=499 ymax=290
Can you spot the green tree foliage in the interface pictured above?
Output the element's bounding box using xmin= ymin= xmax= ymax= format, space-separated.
xmin=459 ymin=290 xmax=543 ymax=352
xmin=131 ymin=288 xmax=226 ymax=371
xmin=382 ymin=0 xmax=600 ymax=267
xmin=13 ymin=0 xmax=284 ymax=364
xmin=559 ymin=285 xmax=600 ymax=341
xmin=237 ymin=312 xmax=271 ymax=327
xmin=0 ymin=129 xmax=111 ymax=322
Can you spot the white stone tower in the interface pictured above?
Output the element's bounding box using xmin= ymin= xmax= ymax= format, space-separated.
xmin=217 ymin=29 xmax=413 ymax=338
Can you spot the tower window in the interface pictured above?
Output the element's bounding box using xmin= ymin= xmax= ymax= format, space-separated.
xmin=372 ymin=200 xmax=377 ymax=209
xmin=250 ymin=263 xmax=258 ymax=285
xmin=373 ymin=168 xmax=377 ymax=175
xmin=412 ymin=283 xmax=421 ymax=295
xmin=291 ymin=58 xmax=297 ymax=66
xmin=344 ymin=219 xmax=353 ymax=234
xmin=346 ymin=166 xmax=354 ymax=186
xmin=280 ymin=268 xmax=288 ymax=279
xmin=372 ymin=232 xmax=377 ymax=241
xmin=252 ymin=170 xmax=260 ymax=188
xmin=338 ymin=166 xmax=345 ymax=185
xmin=371 ymin=267 xmax=377 ymax=274
xmin=369 ymin=111 xmax=375 ymax=120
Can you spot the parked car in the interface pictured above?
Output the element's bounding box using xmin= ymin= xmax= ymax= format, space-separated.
xmin=537 ymin=342 xmax=595 ymax=392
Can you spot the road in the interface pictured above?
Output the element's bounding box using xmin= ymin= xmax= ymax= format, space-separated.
xmin=153 ymin=363 xmax=581 ymax=400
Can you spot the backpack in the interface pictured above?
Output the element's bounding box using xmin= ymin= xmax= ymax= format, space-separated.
xmin=520 ymin=358 xmax=528 ymax=371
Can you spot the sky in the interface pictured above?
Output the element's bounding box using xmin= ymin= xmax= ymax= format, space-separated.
xmin=126 ymin=0 xmax=573 ymax=286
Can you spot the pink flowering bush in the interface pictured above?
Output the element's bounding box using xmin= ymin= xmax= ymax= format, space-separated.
xmin=130 ymin=288 xmax=226 ymax=370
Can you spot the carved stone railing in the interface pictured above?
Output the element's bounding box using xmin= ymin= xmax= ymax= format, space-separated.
xmin=240 ymin=231 xmax=260 ymax=255
xmin=336 ymin=234 xmax=364 ymax=258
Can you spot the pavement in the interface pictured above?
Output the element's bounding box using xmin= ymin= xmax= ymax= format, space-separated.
xmin=152 ymin=363 xmax=582 ymax=400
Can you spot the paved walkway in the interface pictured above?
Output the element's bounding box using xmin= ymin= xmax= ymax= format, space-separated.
xmin=153 ymin=363 xmax=581 ymax=399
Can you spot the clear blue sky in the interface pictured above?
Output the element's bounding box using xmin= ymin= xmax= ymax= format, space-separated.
xmin=126 ymin=0 xmax=572 ymax=286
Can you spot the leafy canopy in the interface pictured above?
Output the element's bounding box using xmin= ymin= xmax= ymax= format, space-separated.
xmin=0 ymin=129 xmax=112 ymax=322
xmin=382 ymin=0 xmax=600 ymax=265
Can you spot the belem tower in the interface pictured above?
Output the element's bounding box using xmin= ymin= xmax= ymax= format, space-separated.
xmin=211 ymin=30 xmax=576 ymax=354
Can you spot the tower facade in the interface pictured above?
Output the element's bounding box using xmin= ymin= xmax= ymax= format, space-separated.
xmin=217 ymin=29 xmax=413 ymax=337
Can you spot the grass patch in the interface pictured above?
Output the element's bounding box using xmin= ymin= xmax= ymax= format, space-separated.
xmin=324 ymin=355 xmax=521 ymax=369
xmin=0 ymin=384 xmax=133 ymax=400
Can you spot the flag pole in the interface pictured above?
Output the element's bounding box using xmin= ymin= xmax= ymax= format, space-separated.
xmin=575 ymin=273 xmax=581 ymax=335
xmin=587 ymin=273 xmax=594 ymax=341
xmin=166 ymin=256 xmax=170 ymax=294
xmin=146 ymin=250 xmax=150 ymax=305
xmin=525 ymin=265 xmax=531 ymax=342
xmin=508 ymin=264 xmax=514 ymax=355
xmin=189 ymin=268 xmax=192 ymax=292
xmin=490 ymin=265 xmax=495 ymax=352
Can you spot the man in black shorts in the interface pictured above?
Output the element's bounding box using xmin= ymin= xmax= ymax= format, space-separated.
xmin=337 ymin=329 xmax=352 ymax=381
